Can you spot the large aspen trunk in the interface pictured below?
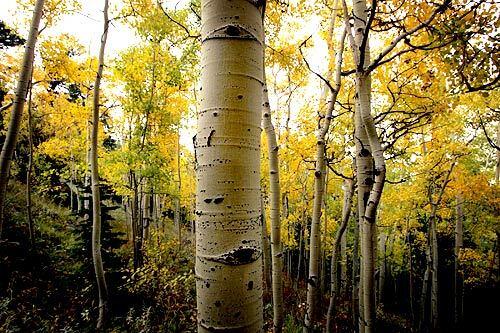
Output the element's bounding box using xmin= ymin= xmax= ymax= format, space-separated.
xmin=326 ymin=178 xmax=355 ymax=332
xmin=0 ymin=0 xmax=45 ymax=237
xmin=91 ymin=1 xmax=109 ymax=329
xmin=262 ymin=77 xmax=284 ymax=332
xmin=195 ymin=1 xmax=264 ymax=331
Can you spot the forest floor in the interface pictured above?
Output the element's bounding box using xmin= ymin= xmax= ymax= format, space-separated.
xmin=1 ymin=181 xmax=498 ymax=332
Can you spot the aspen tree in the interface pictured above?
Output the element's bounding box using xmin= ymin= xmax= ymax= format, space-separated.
xmin=263 ymin=77 xmax=284 ymax=332
xmin=91 ymin=0 xmax=110 ymax=329
xmin=427 ymin=161 xmax=455 ymax=331
xmin=195 ymin=0 xmax=265 ymax=331
xmin=175 ymin=130 xmax=182 ymax=248
xmin=377 ymin=233 xmax=388 ymax=306
xmin=303 ymin=25 xmax=346 ymax=332
xmin=0 ymin=0 xmax=45 ymax=237
xmin=326 ymin=178 xmax=355 ymax=332
xmin=344 ymin=0 xmax=387 ymax=330
xmin=261 ymin=196 xmax=272 ymax=292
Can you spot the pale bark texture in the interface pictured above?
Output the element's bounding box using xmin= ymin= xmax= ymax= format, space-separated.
xmin=195 ymin=1 xmax=264 ymax=331
xmin=347 ymin=0 xmax=387 ymax=330
xmin=326 ymin=178 xmax=354 ymax=332
xmin=303 ymin=26 xmax=346 ymax=332
xmin=262 ymin=79 xmax=284 ymax=332
xmin=0 ymin=0 xmax=45 ymax=237
xmin=91 ymin=0 xmax=109 ymax=329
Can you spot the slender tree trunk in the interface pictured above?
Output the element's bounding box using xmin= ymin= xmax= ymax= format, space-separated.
xmin=407 ymin=226 xmax=415 ymax=328
xmin=320 ymin=166 xmax=329 ymax=297
xmin=354 ymin=99 xmax=370 ymax=333
xmin=454 ymin=195 xmax=464 ymax=327
xmin=496 ymin=121 xmax=499 ymax=184
xmin=263 ymin=76 xmax=284 ymax=332
xmin=326 ymin=178 xmax=355 ymax=332
xmin=130 ymin=173 xmax=141 ymax=270
xmin=91 ymin=1 xmax=109 ymax=328
xmin=352 ymin=207 xmax=361 ymax=332
xmin=297 ymin=221 xmax=304 ymax=286
xmin=195 ymin=1 xmax=264 ymax=331
xmin=340 ymin=222 xmax=347 ymax=294
xmin=429 ymin=162 xmax=455 ymax=331
xmin=0 ymin=0 xmax=45 ymax=237
xmin=429 ymin=205 xmax=439 ymax=332
xmin=420 ymin=246 xmax=431 ymax=333
xmin=348 ymin=0 xmax=387 ymax=330
xmin=304 ymin=26 xmax=346 ymax=332
xmin=378 ymin=233 xmax=387 ymax=307
xmin=26 ymin=81 xmax=35 ymax=246
xmin=261 ymin=197 xmax=272 ymax=292
xmin=175 ymin=130 xmax=182 ymax=248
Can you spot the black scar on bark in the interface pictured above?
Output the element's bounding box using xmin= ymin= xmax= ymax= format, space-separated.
xmin=360 ymin=148 xmax=371 ymax=157
xmin=206 ymin=247 xmax=261 ymax=266
xmin=364 ymin=177 xmax=374 ymax=186
xmin=246 ymin=0 xmax=266 ymax=7
xmin=247 ymin=280 xmax=254 ymax=291
xmin=225 ymin=25 xmax=240 ymax=36
xmin=207 ymin=130 xmax=215 ymax=147
xmin=363 ymin=192 xmax=370 ymax=207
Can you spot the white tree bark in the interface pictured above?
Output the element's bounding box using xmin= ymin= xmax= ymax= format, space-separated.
xmin=326 ymin=178 xmax=355 ymax=332
xmin=347 ymin=0 xmax=387 ymax=331
xmin=304 ymin=26 xmax=346 ymax=332
xmin=91 ymin=0 xmax=109 ymax=329
xmin=0 ymin=0 xmax=45 ymax=237
xmin=175 ymin=130 xmax=182 ymax=248
xmin=262 ymin=77 xmax=284 ymax=332
xmin=195 ymin=1 xmax=264 ymax=331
